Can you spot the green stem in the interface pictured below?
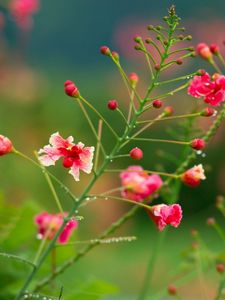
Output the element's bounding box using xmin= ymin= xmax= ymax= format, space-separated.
xmin=138 ymin=112 xmax=201 ymax=124
xmin=218 ymin=53 xmax=225 ymax=68
xmin=138 ymin=230 xmax=167 ymax=300
xmin=212 ymin=223 xmax=225 ymax=243
xmin=94 ymin=119 xmax=103 ymax=172
xmin=215 ymin=275 xmax=225 ymax=300
xmin=0 ymin=252 xmax=36 ymax=269
xmin=156 ymin=71 xmax=197 ymax=85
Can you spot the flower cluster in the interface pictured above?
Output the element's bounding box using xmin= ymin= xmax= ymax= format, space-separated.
xmin=34 ymin=212 xmax=78 ymax=244
xmin=188 ymin=72 xmax=225 ymax=106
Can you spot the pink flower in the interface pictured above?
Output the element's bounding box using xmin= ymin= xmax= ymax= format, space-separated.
xmin=38 ymin=132 xmax=94 ymax=181
xmin=120 ymin=166 xmax=163 ymax=202
xmin=34 ymin=212 xmax=78 ymax=244
xmin=196 ymin=43 xmax=212 ymax=60
xmin=147 ymin=204 xmax=182 ymax=231
xmin=181 ymin=164 xmax=206 ymax=187
xmin=10 ymin=0 xmax=39 ymax=29
xmin=0 ymin=135 xmax=13 ymax=156
xmin=188 ymin=72 xmax=225 ymax=106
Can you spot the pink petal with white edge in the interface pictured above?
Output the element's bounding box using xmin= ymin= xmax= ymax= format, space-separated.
xmin=38 ymin=145 xmax=62 ymax=166
xmin=49 ymin=132 xmax=74 ymax=148
xmin=69 ymin=164 xmax=80 ymax=181
xmin=79 ymin=146 xmax=95 ymax=173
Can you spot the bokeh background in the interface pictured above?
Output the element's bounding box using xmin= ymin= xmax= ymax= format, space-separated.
xmin=0 ymin=0 xmax=225 ymax=299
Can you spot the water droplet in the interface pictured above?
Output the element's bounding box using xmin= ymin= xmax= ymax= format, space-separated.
xmin=201 ymin=153 xmax=206 ymax=158
xmin=86 ymin=197 xmax=90 ymax=201
xmin=196 ymin=150 xmax=202 ymax=155
xmin=110 ymin=159 xmax=113 ymax=162
xmin=126 ymin=136 xmax=129 ymax=139
xmin=105 ymin=197 xmax=108 ymax=200
xmin=75 ymin=198 xmax=79 ymax=202
xmin=213 ymin=110 xmax=218 ymax=116
xmin=186 ymin=76 xmax=190 ymax=79
xmin=75 ymin=210 xmax=79 ymax=214
xmin=133 ymin=125 xmax=136 ymax=128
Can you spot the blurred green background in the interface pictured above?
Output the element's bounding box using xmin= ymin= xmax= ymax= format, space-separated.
xmin=0 ymin=0 xmax=225 ymax=299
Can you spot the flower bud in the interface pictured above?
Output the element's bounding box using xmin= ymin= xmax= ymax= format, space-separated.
xmin=216 ymin=263 xmax=225 ymax=274
xmin=197 ymin=69 xmax=206 ymax=76
xmin=0 ymin=135 xmax=13 ymax=156
xmin=190 ymin=139 xmax=205 ymax=150
xmin=196 ymin=43 xmax=212 ymax=60
xmin=133 ymin=35 xmax=141 ymax=43
xmin=64 ymin=80 xmax=80 ymax=98
xmin=112 ymin=51 xmax=119 ymax=60
xmin=201 ymin=107 xmax=215 ymax=117
xmin=167 ymin=285 xmax=177 ymax=295
xmin=164 ymin=106 xmax=173 ymax=116
xmin=210 ymin=44 xmax=220 ymax=55
xmin=147 ymin=25 xmax=154 ymax=30
xmin=190 ymin=228 xmax=199 ymax=237
xmin=128 ymin=73 xmax=139 ymax=86
xmin=154 ymin=64 xmax=161 ymax=71
xmin=207 ymin=217 xmax=215 ymax=225
xmin=145 ymin=38 xmax=152 ymax=44
xmin=176 ymin=59 xmax=183 ymax=65
xmin=100 ymin=46 xmax=110 ymax=56
xmin=107 ymin=100 xmax=118 ymax=110
xmin=216 ymin=195 xmax=224 ymax=207
xmin=181 ymin=164 xmax=206 ymax=187
xmin=129 ymin=147 xmax=143 ymax=160
xmin=153 ymin=99 xmax=163 ymax=108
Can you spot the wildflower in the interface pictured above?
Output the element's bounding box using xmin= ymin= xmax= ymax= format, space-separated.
xmin=100 ymin=46 xmax=110 ymax=55
xmin=120 ymin=166 xmax=163 ymax=202
xmin=107 ymin=100 xmax=118 ymax=110
xmin=34 ymin=212 xmax=78 ymax=244
xmin=64 ymin=80 xmax=80 ymax=98
xmin=147 ymin=204 xmax=182 ymax=231
xmin=9 ymin=0 xmax=39 ymax=29
xmin=164 ymin=106 xmax=173 ymax=116
xmin=188 ymin=72 xmax=225 ymax=106
xmin=129 ymin=147 xmax=143 ymax=160
xmin=216 ymin=263 xmax=225 ymax=274
xmin=0 ymin=135 xmax=13 ymax=156
xmin=210 ymin=44 xmax=220 ymax=55
xmin=38 ymin=132 xmax=94 ymax=181
xmin=190 ymin=139 xmax=205 ymax=150
xmin=196 ymin=43 xmax=212 ymax=60
xmin=181 ymin=164 xmax=206 ymax=187
xmin=167 ymin=285 xmax=177 ymax=295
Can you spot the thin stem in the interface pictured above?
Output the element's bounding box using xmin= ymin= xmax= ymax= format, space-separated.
xmin=137 ymin=112 xmax=201 ymax=124
xmin=89 ymin=194 xmax=152 ymax=210
xmin=0 ymin=252 xmax=36 ymax=269
xmin=104 ymin=169 xmax=179 ymax=178
xmin=156 ymin=71 xmax=197 ymax=85
xmin=138 ymin=230 xmax=167 ymax=299
xmin=215 ymin=275 xmax=225 ymax=300
xmin=79 ymin=95 xmax=119 ymax=139
xmin=116 ymin=108 xmax=129 ymax=126
xmin=168 ymin=47 xmax=194 ymax=55
xmin=129 ymin=137 xmax=189 ymax=146
xmin=218 ymin=53 xmax=225 ymax=68
xmin=112 ymin=154 xmax=130 ymax=159
xmin=34 ymin=152 xmax=64 ymax=214
xmin=33 ymin=229 xmax=50 ymax=265
xmin=94 ymin=119 xmax=103 ymax=172
xmin=139 ymin=39 xmax=154 ymax=75
xmin=14 ymin=150 xmax=78 ymax=204
xmin=147 ymin=40 xmax=163 ymax=59
xmin=78 ymin=100 xmax=106 ymax=156
xmin=209 ymin=58 xmax=222 ymax=73
xmin=212 ymin=223 xmax=225 ymax=243
xmin=127 ymin=89 xmax=136 ymax=124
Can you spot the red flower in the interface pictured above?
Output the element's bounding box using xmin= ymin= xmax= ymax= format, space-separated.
xmin=147 ymin=204 xmax=182 ymax=231
xmin=0 ymin=135 xmax=13 ymax=156
xmin=38 ymin=132 xmax=94 ymax=181
xmin=188 ymin=72 xmax=225 ymax=106
xmin=181 ymin=164 xmax=206 ymax=187
xmin=34 ymin=212 xmax=78 ymax=244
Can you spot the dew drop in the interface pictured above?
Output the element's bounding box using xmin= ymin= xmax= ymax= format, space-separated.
xmin=110 ymin=159 xmax=113 ymax=162
xmin=86 ymin=197 xmax=90 ymax=201
xmin=105 ymin=197 xmax=108 ymax=200
xmin=75 ymin=210 xmax=79 ymax=214
xmin=196 ymin=150 xmax=202 ymax=155
xmin=186 ymin=76 xmax=190 ymax=79
xmin=37 ymin=233 xmax=43 ymax=240
xmin=201 ymin=153 xmax=206 ymax=158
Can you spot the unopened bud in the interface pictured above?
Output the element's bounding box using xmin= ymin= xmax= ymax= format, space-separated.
xmin=190 ymin=139 xmax=205 ymax=150
xmin=130 ymin=147 xmax=143 ymax=160
xmin=153 ymin=99 xmax=163 ymax=108
xmin=107 ymin=100 xmax=118 ymax=110
xmin=100 ymin=46 xmax=110 ymax=56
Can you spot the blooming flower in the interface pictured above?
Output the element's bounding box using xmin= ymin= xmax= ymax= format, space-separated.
xmin=34 ymin=212 xmax=78 ymax=244
xmin=9 ymin=0 xmax=39 ymax=30
xmin=0 ymin=135 xmax=13 ymax=156
xmin=181 ymin=164 xmax=206 ymax=187
xmin=147 ymin=204 xmax=182 ymax=231
xmin=38 ymin=132 xmax=94 ymax=181
xmin=188 ymin=72 xmax=225 ymax=106
xmin=120 ymin=166 xmax=163 ymax=202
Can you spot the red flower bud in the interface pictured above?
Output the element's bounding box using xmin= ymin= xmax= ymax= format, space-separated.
xmin=112 ymin=51 xmax=119 ymax=60
xmin=0 ymin=135 xmax=13 ymax=156
xmin=176 ymin=59 xmax=183 ymax=65
xmin=129 ymin=147 xmax=143 ymax=160
xmin=197 ymin=69 xmax=206 ymax=76
xmin=153 ymin=99 xmax=163 ymax=108
xmin=216 ymin=263 xmax=225 ymax=274
xmin=154 ymin=64 xmax=161 ymax=71
xmin=100 ymin=46 xmax=110 ymax=56
xmin=210 ymin=44 xmax=220 ymax=55
xmin=64 ymin=80 xmax=80 ymax=98
xmin=107 ymin=100 xmax=118 ymax=110
xmin=167 ymin=285 xmax=177 ymax=295
xmin=201 ymin=107 xmax=216 ymax=117
xmin=164 ymin=106 xmax=173 ymax=116
xmin=128 ymin=72 xmax=139 ymax=86
xmin=190 ymin=139 xmax=205 ymax=150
